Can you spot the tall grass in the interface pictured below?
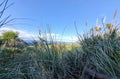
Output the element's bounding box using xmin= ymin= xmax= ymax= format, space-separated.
xmin=1 ymin=25 xmax=120 ymax=79
xmin=1 ymin=11 xmax=120 ymax=79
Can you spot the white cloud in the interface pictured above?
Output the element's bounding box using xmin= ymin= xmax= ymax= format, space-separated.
xmin=60 ymin=36 xmax=78 ymax=42
xmin=0 ymin=27 xmax=78 ymax=42
xmin=39 ymin=33 xmax=78 ymax=42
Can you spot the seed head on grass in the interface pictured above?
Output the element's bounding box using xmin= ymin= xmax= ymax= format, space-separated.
xmin=106 ymin=23 xmax=112 ymax=30
xmin=94 ymin=26 xmax=102 ymax=31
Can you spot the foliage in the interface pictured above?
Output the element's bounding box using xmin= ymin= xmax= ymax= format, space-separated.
xmin=2 ymin=31 xmax=19 ymax=40
xmin=1 ymin=1 xmax=120 ymax=78
xmin=1 ymin=21 xmax=120 ymax=79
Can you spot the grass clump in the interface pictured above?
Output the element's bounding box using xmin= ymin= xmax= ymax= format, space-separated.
xmin=1 ymin=7 xmax=120 ymax=78
xmin=1 ymin=20 xmax=120 ymax=79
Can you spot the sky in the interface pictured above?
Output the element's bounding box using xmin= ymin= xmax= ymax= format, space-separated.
xmin=0 ymin=0 xmax=120 ymax=42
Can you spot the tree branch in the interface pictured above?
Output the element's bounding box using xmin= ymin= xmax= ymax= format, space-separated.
xmin=0 ymin=0 xmax=14 ymax=27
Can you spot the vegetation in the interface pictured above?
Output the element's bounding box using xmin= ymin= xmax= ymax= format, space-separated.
xmin=1 ymin=0 xmax=120 ymax=79
xmin=1 ymin=19 xmax=120 ymax=79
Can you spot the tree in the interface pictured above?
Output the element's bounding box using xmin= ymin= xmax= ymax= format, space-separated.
xmin=2 ymin=31 xmax=18 ymax=39
xmin=2 ymin=31 xmax=19 ymax=47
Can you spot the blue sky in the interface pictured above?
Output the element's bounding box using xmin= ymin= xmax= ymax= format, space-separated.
xmin=1 ymin=0 xmax=120 ymax=42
